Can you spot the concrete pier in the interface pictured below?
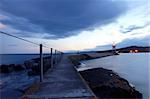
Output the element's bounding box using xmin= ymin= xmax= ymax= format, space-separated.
xmin=23 ymin=55 xmax=95 ymax=99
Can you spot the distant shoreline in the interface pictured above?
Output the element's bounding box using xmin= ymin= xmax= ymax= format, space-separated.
xmin=0 ymin=54 xmax=50 ymax=55
xmin=0 ymin=46 xmax=149 ymax=55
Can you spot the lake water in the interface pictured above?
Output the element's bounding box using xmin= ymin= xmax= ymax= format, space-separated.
xmin=0 ymin=54 xmax=51 ymax=65
xmin=0 ymin=54 xmax=39 ymax=65
xmin=79 ymin=53 xmax=150 ymax=99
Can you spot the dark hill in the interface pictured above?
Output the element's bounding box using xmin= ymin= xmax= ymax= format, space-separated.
xmin=117 ymin=46 xmax=150 ymax=53
xmin=96 ymin=46 xmax=150 ymax=53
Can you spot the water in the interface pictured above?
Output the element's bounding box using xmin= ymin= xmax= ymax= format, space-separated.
xmin=79 ymin=53 xmax=150 ymax=99
xmin=0 ymin=54 xmax=50 ymax=65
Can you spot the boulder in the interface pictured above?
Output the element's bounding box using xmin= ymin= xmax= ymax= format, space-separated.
xmin=12 ymin=64 xmax=25 ymax=71
xmin=24 ymin=60 xmax=34 ymax=69
xmin=0 ymin=64 xmax=13 ymax=73
xmin=80 ymin=68 xmax=142 ymax=99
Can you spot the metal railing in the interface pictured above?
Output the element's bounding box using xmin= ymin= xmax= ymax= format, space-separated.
xmin=0 ymin=31 xmax=63 ymax=82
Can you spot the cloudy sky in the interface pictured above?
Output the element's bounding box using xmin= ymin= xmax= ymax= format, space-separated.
xmin=0 ymin=0 xmax=150 ymax=53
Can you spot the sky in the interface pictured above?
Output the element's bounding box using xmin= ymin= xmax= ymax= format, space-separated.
xmin=0 ymin=0 xmax=150 ymax=53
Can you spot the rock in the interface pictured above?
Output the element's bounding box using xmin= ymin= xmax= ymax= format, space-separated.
xmin=27 ymin=63 xmax=40 ymax=76
xmin=69 ymin=54 xmax=92 ymax=66
xmin=79 ymin=68 xmax=142 ymax=99
xmin=13 ymin=64 xmax=25 ymax=71
xmin=0 ymin=64 xmax=25 ymax=73
xmin=0 ymin=64 xmax=13 ymax=73
xmin=24 ymin=60 xmax=40 ymax=76
xmin=25 ymin=57 xmax=52 ymax=76
xmin=93 ymin=85 xmax=142 ymax=99
xmin=24 ymin=60 xmax=34 ymax=69
xmin=28 ymin=69 xmax=38 ymax=76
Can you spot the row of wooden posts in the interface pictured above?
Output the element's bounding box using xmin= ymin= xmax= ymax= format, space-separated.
xmin=0 ymin=31 xmax=63 ymax=82
xmin=39 ymin=44 xmax=63 ymax=82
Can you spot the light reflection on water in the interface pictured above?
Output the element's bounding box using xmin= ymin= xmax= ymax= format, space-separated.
xmin=79 ymin=53 xmax=150 ymax=99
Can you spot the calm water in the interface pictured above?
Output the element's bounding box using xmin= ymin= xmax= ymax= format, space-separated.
xmin=0 ymin=54 xmax=40 ymax=65
xmin=79 ymin=53 xmax=150 ymax=99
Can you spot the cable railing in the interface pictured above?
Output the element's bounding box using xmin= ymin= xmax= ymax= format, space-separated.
xmin=0 ymin=31 xmax=63 ymax=82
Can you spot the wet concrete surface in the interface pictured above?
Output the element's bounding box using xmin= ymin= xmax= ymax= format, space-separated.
xmin=24 ymin=55 xmax=95 ymax=98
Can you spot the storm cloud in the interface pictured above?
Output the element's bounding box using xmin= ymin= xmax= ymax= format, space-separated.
xmin=0 ymin=0 xmax=127 ymax=39
xmin=120 ymin=22 xmax=150 ymax=33
xmin=88 ymin=37 xmax=150 ymax=51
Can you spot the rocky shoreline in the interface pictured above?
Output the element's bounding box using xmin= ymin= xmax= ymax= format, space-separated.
xmin=0 ymin=56 xmax=52 ymax=75
xmin=69 ymin=53 xmax=114 ymax=67
xmin=69 ymin=53 xmax=142 ymax=99
xmin=80 ymin=68 xmax=142 ymax=99
xmin=0 ymin=56 xmax=52 ymax=99
xmin=0 ymin=64 xmax=25 ymax=73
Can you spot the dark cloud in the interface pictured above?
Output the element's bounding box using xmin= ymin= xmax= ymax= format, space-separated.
xmin=84 ymin=44 xmax=112 ymax=51
xmin=8 ymin=44 xmax=18 ymax=47
xmin=120 ymin=22 xmax=150 ymax=33
xmin=87 ymin=36 xmax=150 ymax=51
xmin=117 ymin=37 xmax=150 ymax=47
xmin=0 ymin=0 xmax=127 ymax=39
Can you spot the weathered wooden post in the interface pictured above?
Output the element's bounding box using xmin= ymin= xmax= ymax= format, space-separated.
xmin=50 ymin=48 xmax=53 ymax=69
xmin=60 ymin=52 xmax=62 ymax=61
xmin=59 ymin=51 xmax=61 ymax=62
xmin=58 ymin=51 xmax=60 ymax=62
xmin=40 ymin=44 xmax=43 ymax=82
xmin=57 ymin=51 xmax=59 ymax=62
xmin=55 ymin=50 xmax=57 ymax=64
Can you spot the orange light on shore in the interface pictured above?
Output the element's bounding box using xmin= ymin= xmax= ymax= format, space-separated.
xmin=129 ymin=50 xmax=139 ymax=53
xmin=130 ymin=50 xmax=133 ymax=53
xmin=135 ymin=50 xmax=138 ymax=53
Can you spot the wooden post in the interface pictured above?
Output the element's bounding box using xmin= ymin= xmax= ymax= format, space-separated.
xmin=50 ymin=48 xmax=53 ymax=68
xmin=57 ymin=51 xmax=59 ymax=62
xmin=59 ymin=51 xmax=60 ymax=62
xmin=58 ymin=51 xmax=60 ymax=62
xmin=55 ymin=50 xmax=57 ymax=64
xmin=40 ymin=44 xmax=43 ymax=82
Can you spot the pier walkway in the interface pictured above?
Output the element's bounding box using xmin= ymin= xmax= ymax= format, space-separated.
xmin=24 ymin=55 xmax=95 ymax=99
